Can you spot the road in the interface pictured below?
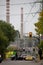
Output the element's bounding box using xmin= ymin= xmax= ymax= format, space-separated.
xmin=0 ymin=59 xmax=43 ymax=65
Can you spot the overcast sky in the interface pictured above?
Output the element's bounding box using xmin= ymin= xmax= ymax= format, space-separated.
xmin=0 ymin=0 xmax=41 ymax=35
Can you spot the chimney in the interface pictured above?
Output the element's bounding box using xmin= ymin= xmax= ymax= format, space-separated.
xmin=21 ymin=7 xmax=23 ymax=39
xmin=6 ymin=0 xmax=10 ymax=23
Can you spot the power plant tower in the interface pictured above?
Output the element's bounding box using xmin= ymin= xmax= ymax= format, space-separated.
xmin=21 ymin=8 xmax=23 ymax=39
xmin=42 ymin=0 xmax=43 ymax=10
xmin=6 ymin=0 xmax=10 ymax=23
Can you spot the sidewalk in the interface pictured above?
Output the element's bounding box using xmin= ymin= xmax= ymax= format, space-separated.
xmin=38 ymin=60 xmax=43 ymax=65
xmin=34 ymin=56 xmax=43 ymax=63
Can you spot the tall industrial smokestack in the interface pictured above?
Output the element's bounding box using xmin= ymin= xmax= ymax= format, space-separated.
xmin=6 ymin=0 xmax=10 ymax=23
xmin=21 ymin=8 xmax=23 ymax=39
xmin=42 ymin=0 xmax=43 ymax=10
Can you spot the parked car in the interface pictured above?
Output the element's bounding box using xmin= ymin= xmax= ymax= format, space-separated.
xmin=10 ymin=55 xmax=16 ymax=60
xmin=20 ymin=54 xmax=27 ymax=60
xmin=0 ymin=55 xmax=3 ymax=63
xmin=16 ymin=56 xmax=24 ymax=60
xmin=25 ymin=55 xmax=33 ymax=61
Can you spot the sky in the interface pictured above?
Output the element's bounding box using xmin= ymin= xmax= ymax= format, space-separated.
xmin=0 ymin=0 xmax=41 ymax=35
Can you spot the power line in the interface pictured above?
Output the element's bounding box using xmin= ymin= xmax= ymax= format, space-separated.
xmin=0 ymin=1 xmax=43 ymax=6
xmin=25 ymin=3 xmax=36 ymax=20
xmin=0 ymin=12 xmax=40 ymax=16
xmin=29 ymin=9 xmax=40 ymax=24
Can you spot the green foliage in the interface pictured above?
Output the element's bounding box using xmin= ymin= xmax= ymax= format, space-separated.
xmin=0 ymin=20 xmax=16 ymax=41
xmin=34 ymin=10 xmax=43 ymax=51
xmin=38 ymin=41 xmax=43 ymax=50
xmin=0 ymin=20 xmax=16 ymax=59
xmin=34 ymin=10 xmax=43 ymax=35
xmin=0 ymin=28 xmax=8 ymax=48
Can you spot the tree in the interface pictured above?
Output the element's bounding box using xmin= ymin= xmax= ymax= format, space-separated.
xmin=34 ymin=10 xmax=43 ymax=35
xmin=38 ymin=40 xmax=43 ymax=50
xmin=0 ymin=20 xmax=16 ymax=41
xmin=34 ymin=10 xmax=43 ymax=51
xmin=0 ymin=29 xmax=9 ymax=59
xmin=0 ymin=20 xmax=16 ymax=59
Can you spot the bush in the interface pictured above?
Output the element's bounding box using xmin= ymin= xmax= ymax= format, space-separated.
xmin=38 ymin=40 xmax=43 ymax=51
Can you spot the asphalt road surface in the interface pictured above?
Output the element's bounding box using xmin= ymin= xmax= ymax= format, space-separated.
xmin=0 ymin=59 xmax=43 ymax=65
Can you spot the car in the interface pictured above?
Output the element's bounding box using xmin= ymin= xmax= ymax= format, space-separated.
xmin=16 ymin=56 xmax=24 ymax=60
xmin=25 ymin=55 xmax=33 ymax=61
xmin=20 ymin=54 xmax=27 ymax=60
xmin=0 ymin=55 xmax=3 ymax=63
xmin=10 ymin=55 xmax=16 ymax=60
xmin=0 ymin=58 xmax=3 ymax=63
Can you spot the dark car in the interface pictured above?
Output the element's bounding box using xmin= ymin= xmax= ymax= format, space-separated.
xmin=16 ymin=56 xmax=24 ymax=60
xmin=20 ymin=54 xmax=27 ymax=60
xmin=11 ymin=55 xmax=24 ymax=60
xmin=0 ymin=55 xmax=3 ymax=63
xmin=11 ymin=55 xmax=16 ymax=60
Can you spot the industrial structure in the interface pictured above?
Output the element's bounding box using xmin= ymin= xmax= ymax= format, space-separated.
xmin=5 ymin=0 xmax=43 ymax=54
xmin=6 ymin=0 xmax=10 ymax=23
xmin=5 ymin=0 xmax=43 ymax=36
xmin=21 ymin=8 xmax=23 ymax=39
xmin=5 ymin=0 xmax=43 ymax=48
